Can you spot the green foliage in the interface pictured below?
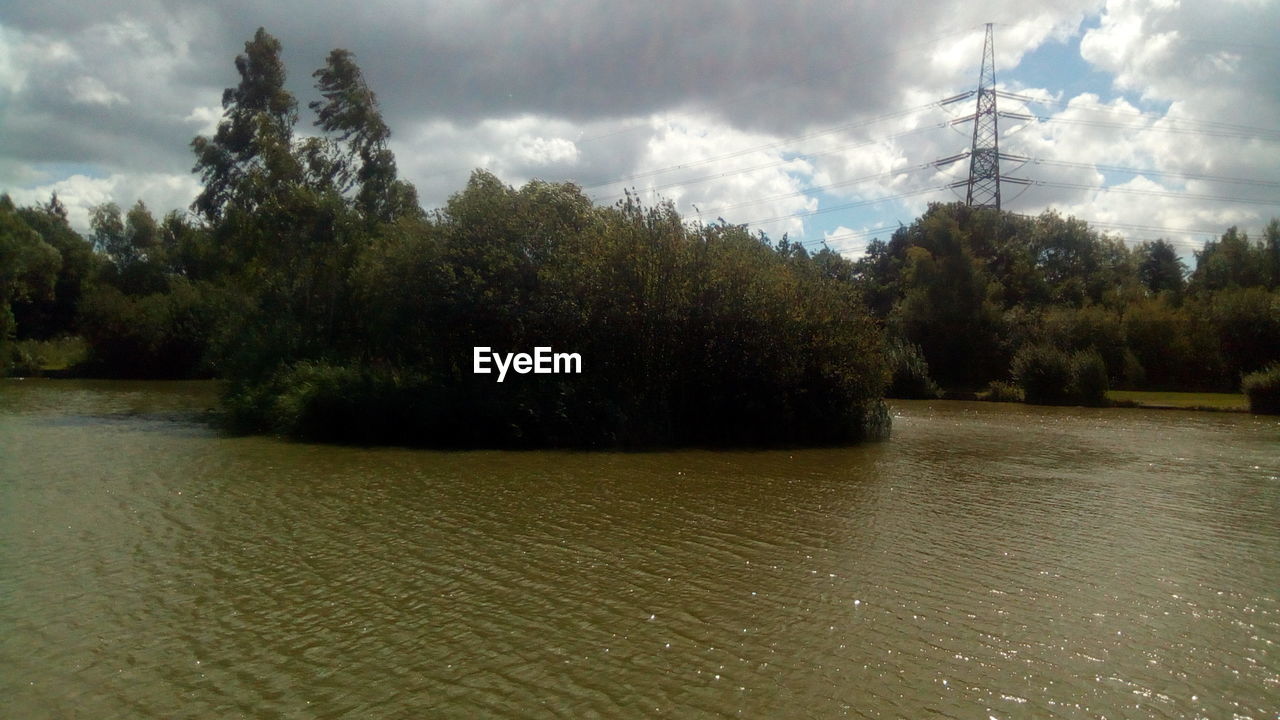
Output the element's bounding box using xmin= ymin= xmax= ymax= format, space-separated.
xmin=1122 ymin=297 xmax=1191 ymax=389
xmin=1241 ymin=364 xmax=1280 ymax=414
xmin=1012 ymin=343 xmax=1073 ymax=405
xmin=310 ymin=49 xmax=420 ymax=224
xmin=1265 ymin=220 xmax=1280 ymax=290
xmin=89 ymin=201 xmax=169 ymax=296
xmin=1135 ymin=239 xmax=1187 ymax=297
xmin=892 ymin=210 xmax=1005 ymax=389
xmin=11 ymin=196 xmax=97 ymax=339
xmin=1205 ymin=287 xmax=1280 ymax=381
xmin=7 ymin=336 xmax=88 ymax=376
xmin=1039 ymin=304 xmax=1134 ymax=386
xmin=1190 ymin=226 xmax=1268 ymax=292
xmin=1029 ymin=211 xmax=1110 ymax=306
xmin=854 ymin=200 xmax=1279 ymax=394
xmin=885 ymin=339 xmax=940 ymax=399
xmin=0 ymin=196 xmax=62 ymax=371
xmin=191 ymin=27 xmax=299 ymax=221
xmin=979 ymin=381 xmax=1023 ymax=403
xmin=224 ymin=360 xmax=418 ymax=442
xmin=1068 ymin=349 xmax=1110 ymax=406
xmin=77 ymin=278 xmax=238 ymax=378
xmin=1011 ymin=343 xmax=1109 ymax=406
xmin=222 ymin=173 xmax=890 ymax=447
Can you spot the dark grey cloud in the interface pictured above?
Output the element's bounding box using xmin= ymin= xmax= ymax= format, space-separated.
xmin=2 ymin=1 xmax=1086 ymax=138
xmin=3 ymin=0 xmax=1277 ymax=247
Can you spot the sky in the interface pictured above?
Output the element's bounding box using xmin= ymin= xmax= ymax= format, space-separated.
xmin=2 ymin=0 xmax=1279 ymax=259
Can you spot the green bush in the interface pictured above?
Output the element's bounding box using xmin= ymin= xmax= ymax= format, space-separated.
xmin=1242 ymin=364 xmax=1280 ymax=414
xmin=1012 ymin=343 xmax=1072 ymax=404
xmin=78 ymin=278 xmax=233 ymax=378
xmin=1068 ymin=349 xmax=1110 ymax=406
xmin=980 ymin=380 xmax=1024 ymax=403
xmin=1012 ymin=343 xmax=1109 ymax=406
xmin=227 ymin=361 xmax=444 ymax=443
xmin=223 ymin=184 xmax=893 ymax=447
xmin=1210 ymin=288 xmax=1280 ymax=382
xmin=5 ymin=337 xmax=87 ymax=376
xmin=886 ymin=339 xmax=940 ymax=399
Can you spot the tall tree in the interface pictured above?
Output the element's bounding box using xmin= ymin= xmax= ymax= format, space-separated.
xmin=12 ymin=194 xmax=96 ymax=338
xmin=0 ymin=196 xmax=61 ymax=367
xmin=1264 ymin=219 xmax=1280 ymax=290
xmin=191 ymin=27 xmax=300 ymax=221
xmin=1135 ymin=239 xmax=1187 ymax=296
xmin=893 ymin=211 xmax=1004 ymax=388
xmin=310 ymin=49 xmax=419 ymax=223
xmin=1191 ymin=226 xmax=1264 ymax=292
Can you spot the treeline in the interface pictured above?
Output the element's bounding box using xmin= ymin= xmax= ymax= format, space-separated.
xmin=3 ymin=27 xmax=1279 ymax=436
xmin=0 ymin=29 xmax=889 ymax=447
xmin=852 ymin=203 xmax=1280 ymax=403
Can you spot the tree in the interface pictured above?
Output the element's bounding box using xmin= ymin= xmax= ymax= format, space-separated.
xmin=893 ymin=211 xmax=1004 ymax=389
xmin=1135 ymin=239 xmax=1187 ymax=297
xmin=1209 ymin=287 xmax=1280 ymax=380
xmin=12 ymin=194 xmax=97 ymax=339
xmin=1190 ymin=226 xmax=1265 ymax=292
xmin=310 ymin=49 xmax=420 ymax=223
xmin=1264 ymin=219 xmax=1280 ymax=290
xmin=191 ymin=27 xmax=300 ymax=221
xmin=0 ymin=196 xmax=61 ymax=369
xmin=1029 ymin=211 xmax=1103 ymax=306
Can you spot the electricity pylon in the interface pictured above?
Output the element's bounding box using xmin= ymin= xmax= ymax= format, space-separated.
xmin=936 ymin=23 xmax=1029 ymax=209
xmin=964 ymin=23 xmax=1001 ymax=209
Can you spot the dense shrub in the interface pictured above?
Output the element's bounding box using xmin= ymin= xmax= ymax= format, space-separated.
xmin=885 ymin=339 xmax=940 ymax=399
xmin=1012 ymin=343 xmax=1109 ymax=406
xmin=5 ymin=337 xmax=87 ymax=376
xmin=1041 ymin=305 xmax=1130 ymax=385
xmin=1012 ymin=343 xmax=1073 ymax=404
xmin=1208 ymin=287 xmax=1280 ymax=382
xmin=1068 ymin=349 xmax=1110 ymax=406
xmin=78 ymin=278 xmax=236 ymax=378
xmin=980 ymin=381 xmax=1024 ymax=403
xmin=223 ymin=181 xmax=893 ymax=447
xmin=1242 ymin=365 xmax=1280 ymax=414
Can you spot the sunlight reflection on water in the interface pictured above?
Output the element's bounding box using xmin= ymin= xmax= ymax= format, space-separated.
xmin=1 ymin=383 xmax=1277 ymax=718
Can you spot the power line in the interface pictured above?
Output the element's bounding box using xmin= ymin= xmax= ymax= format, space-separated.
xmin=996 ymin=93 xmax=1280 ymax=142
xmin=410 ymin=28 xmax=985 ymax=187
xmin=1019 ymin=179 xmax=1280 ymax=207
xmin=582 ymin=100 xmax=951 ymax=192
xmin=812 ymin=224 xmax=904 ymax=248
xmin=1024 ymin=158 xmax=1280 ymax=190
xmin=590 ymin=123 xmax=953 ymax=204
xmin=1005 ymin=112 xmax=1280 ymax=142
xmin=693 ymin=162 xmax=950 ymax=218
xmin=739 ymin=185 xmax=945 ymax=227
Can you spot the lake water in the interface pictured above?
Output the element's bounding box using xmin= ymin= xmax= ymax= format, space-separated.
xmin=1 ymin=380 xmax=1277 ymax=718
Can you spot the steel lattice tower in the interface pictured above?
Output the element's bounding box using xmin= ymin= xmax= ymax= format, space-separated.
xmin=965 ymin=23 xmax=1001 ymax=209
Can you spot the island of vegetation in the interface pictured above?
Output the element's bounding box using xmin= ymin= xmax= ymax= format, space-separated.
xmin=2 ymin=28 xmax=1278 ymax=448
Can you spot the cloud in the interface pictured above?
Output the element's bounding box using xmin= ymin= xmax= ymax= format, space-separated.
xmin=0 ymin=0 xmax=1276 ymax=255
xmin=823 ymin=225 xmax=880 ymax=258
xmin=67 ymin=76 xmax=128 ymax=106
xmin=6 ymin=172 xmax=202 ymax=233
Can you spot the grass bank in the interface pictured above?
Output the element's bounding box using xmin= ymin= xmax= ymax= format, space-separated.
xmin=1106 ymin=390 xmax=1248 ymax=412
xmin=6 ymin=337 xmax=89 ymax=377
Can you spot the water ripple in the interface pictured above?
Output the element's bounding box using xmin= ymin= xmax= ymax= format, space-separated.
xmin=2 ymin=388 xmax=1278 ymax=717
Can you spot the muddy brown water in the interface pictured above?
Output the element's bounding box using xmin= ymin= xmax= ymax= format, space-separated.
xmin=1 ymin=379 xmax=1277 ymax=718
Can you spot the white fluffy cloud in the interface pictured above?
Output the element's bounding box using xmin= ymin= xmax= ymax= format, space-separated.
xmin=6 ymin=173 xmax=203 ymax=231
xmin=1 ymin=0 xmax=1276 ymax=252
